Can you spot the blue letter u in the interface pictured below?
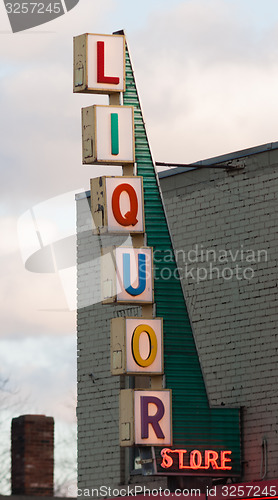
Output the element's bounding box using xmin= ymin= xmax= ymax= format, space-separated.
xmin=123 ymin=253 xmax=146 ymax=296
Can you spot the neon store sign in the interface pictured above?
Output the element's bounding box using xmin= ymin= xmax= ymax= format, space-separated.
xmin=161 ymin=448 xmax=232 ymax=472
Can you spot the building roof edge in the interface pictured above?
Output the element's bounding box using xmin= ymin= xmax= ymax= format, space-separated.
xmin=158 ymin=140 xmax=278 ymax=178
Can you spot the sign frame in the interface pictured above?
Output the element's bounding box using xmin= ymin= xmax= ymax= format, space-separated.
xmin=73 ymin=33 xmax=126 ymax=94
xmin=90 ymin=176 xmax=145 ymax=234
xmin=110 ymin=317 xmax=164 ymax=375
xmin=119 ymin=389 xmax=172 ymax=447
xmin=82 ymin=105 xmax=135 ymax=165
xmin=101 ymin=246 xmax=154 ymax=305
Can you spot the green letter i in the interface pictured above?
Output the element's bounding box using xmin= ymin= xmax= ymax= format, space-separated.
xmin=111 ymin=113 xmax=119 ymax=155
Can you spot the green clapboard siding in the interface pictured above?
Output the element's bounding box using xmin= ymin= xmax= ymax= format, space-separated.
xmin=123 ymin=38 xmax=241 ymax=477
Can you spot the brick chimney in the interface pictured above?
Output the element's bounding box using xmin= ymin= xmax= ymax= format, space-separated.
xmin=11 ymin=414 xmax=54 ymax=496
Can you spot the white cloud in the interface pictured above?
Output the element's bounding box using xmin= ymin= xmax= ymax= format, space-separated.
xmin=0 ymin=217 xmax=19 ymax=255
xmin=0 ymin=250 xmax=75 ymax=337
xmin=128 ymin=0 xmax=278 ymax=162
xmin=0 ymin=335 xmax=76 ymax=421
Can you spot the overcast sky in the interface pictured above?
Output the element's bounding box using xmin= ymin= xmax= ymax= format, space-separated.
xmin=1 ymin=0 xmax=278 ymax=492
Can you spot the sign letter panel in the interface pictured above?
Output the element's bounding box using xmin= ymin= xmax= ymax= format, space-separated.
xmin=134 ymin=390 xmax=172 ymax=446
xmin=82 ymin=105 xmax=134 ymax=165
xmin=116 ymin=247 xmax=153 ymax=303
xmin=73 ymin=33 xmax=125 ymax=94
xmin=110 ymin=317 xmax=163 ymax=375
xmin=90 ymin=176 xmax=144 ymax=233
xmin=119 ymin=389 xmax=172 ymax=447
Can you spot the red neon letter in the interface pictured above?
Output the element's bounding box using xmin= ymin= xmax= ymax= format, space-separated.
xmin=112 ymin=183 xmax=138 ymax=226
xmin=97 ymin=41 xmax=120 ymax=85
xmin=175 ymin=449 xmax=188 ymax=469
xmin=190 ymin=450 xmax=202 ymax=469
xmin=205 ymin=450 xmax=219 ymax=469
xmin=140 ymin=396 xmax=165 ymax=439
xmin=161 ymin=448 xmax=173 ymax=469
xmin=220 ymin=450 xmax=232 ymax=470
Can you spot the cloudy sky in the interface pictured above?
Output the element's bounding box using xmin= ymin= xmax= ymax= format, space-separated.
xmin=1 ymin=0 xmax=278 ymax=492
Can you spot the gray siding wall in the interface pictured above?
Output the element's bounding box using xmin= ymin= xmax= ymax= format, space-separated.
xmin=77 ymin=148 xmax=278 ymax=488
xmin=159 ymin=150 xmax=278 ymax=481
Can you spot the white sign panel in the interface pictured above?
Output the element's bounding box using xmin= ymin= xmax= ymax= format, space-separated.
xmin=116 ymin=247 xmax=153 ymax=303
xmin=87 ymin=33 xmax=125 ymax=93
xmin=106 ymin=177 xmax=144 ymax=233
xmin=126 ymin=318 xmax=163 ymax=374
xmin=134 ymin=390 xmax=172 ymax=446
xmin=95 ymin=105 xmax=134 ymax=164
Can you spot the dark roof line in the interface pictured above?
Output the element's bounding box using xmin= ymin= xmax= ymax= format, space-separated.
xmin=157 ymin=140 xmax=278 ymax=178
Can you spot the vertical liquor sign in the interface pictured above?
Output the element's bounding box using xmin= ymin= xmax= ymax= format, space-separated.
xmin=74 ymin=32 xmax=172 ymax=451
xmin=74 ymin=32 xmax=241 ymax=477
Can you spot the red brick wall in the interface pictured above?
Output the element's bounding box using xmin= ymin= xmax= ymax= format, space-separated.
xmin=11 ymin=415 xmax=54 ymax=496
